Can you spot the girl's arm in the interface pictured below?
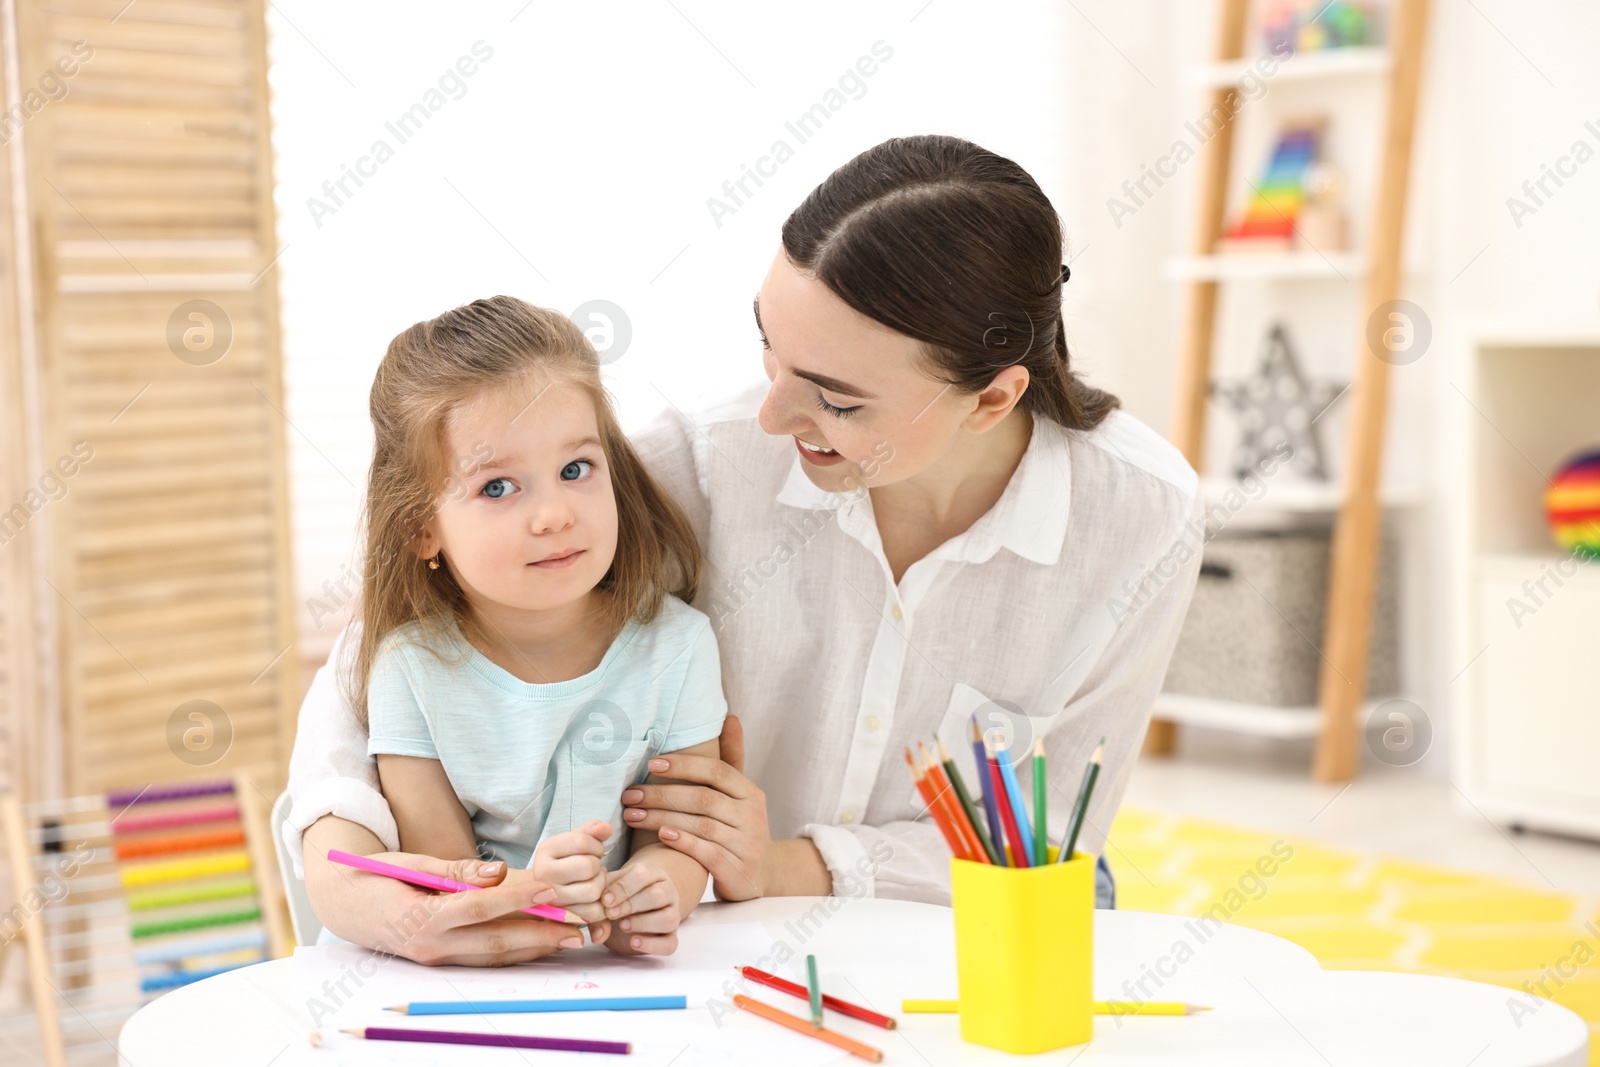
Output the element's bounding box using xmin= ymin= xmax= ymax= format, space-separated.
xmin=375 ymin=754 xmax=478 ymax=859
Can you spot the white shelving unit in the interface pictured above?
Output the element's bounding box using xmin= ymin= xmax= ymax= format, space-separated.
xmin=1451 ymin=324 xmax=1600 ymax=840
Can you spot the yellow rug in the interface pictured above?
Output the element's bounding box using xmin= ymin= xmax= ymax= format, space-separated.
xmin=1106 ymin=806 xmax=1600 ymax=1063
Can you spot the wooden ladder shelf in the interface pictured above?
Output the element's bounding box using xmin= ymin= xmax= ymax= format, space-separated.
xmin=1147 ymin=0 xmax=1432 ymax=781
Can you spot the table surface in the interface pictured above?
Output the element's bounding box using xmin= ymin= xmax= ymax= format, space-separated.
xmin=120 ymin=897 xmax=1587 ymax=1066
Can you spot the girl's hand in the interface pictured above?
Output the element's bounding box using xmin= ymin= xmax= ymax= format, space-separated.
xmin=620 ymin=715 xmax=772 ymax=901
xmin=530 ymin=820 xmax=613 ymax=923
xmin=599 ymin=860 xmax=681 ymax=955
xmin=302 ymin=817 xmax=613 ymax=966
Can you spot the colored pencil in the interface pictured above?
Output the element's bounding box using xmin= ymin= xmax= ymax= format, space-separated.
xmin=995 ymin=745 xmax=1036 ymax=866
xmin=341 ymin=1026 xmax=629 ymax=1055
xmin=918 ymin=742 xmax=988 ymax=864
xmin=806 ymin=954 xmax=823 ymax=1028
xmin=736 ymin=966 xmax=897 ymax=1029
xmin=985 ymin=748 xmax=1029 ymax=868
xmin=733 ymin=995 xmax=884 ymax=1063
xmin=326 ymin=849 xmax=582 ymax=925
xmin=1031 ymin=738 xmax=1049 ymax=865
xmin=386 ymin=996 xmax=685 ymax=1014
xmin=901 ymin=999 xmax=1210 ymax=1016
xmin=970 ymin=719 xmax=1007 ymax=864
xmin=1060 ymin=738 xmax=1105 ymax=863
xmin=905 ymin=748 xmax=970 ymax=860
xmin=937 ymin=738 xmax=1001 ymax=865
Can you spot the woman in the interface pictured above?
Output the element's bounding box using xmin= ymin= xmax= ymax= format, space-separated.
xmin=286 ymin=134 xmax=1201 ymax=965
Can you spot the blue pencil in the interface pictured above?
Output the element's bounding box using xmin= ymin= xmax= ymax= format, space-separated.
xmin=995 ymin=745 xmax=1036 ymax=866
xmin=970 ymin=719 xmax=1008 ymax=866
xmin=387 ymin=996 xmax=687 ymax=1015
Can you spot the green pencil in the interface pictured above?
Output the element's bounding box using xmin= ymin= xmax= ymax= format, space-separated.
xmin=937 ymin=739 xmax=1001 ymax=865
xmin=1031 ymin=738 xmax=1048 ymax=865
xmin=805 ymin=954 xmax=822 ymax=1029
xmin=1059 ymin=738 xmax=1105 ymax=863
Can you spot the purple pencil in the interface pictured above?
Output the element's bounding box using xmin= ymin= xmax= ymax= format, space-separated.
xmin=342 ymin=1026 xmax=630 ymax=1055
xmin=969 ymin=718 xmax=1007 ymax=866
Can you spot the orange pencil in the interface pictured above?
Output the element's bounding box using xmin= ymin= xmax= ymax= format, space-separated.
xmin=922 ymin=747 xmax=984 ymax=863
xmin=917 ymin=743 xmax=989 ymax=864
xmin=733 ymin=995 xmax=884 ymax=1063
xmin=905 ymin=748 xmax=971 ymax=860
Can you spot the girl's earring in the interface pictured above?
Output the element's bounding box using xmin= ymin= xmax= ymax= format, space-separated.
xmin=427 ymin=554 xmax=440 ymax=571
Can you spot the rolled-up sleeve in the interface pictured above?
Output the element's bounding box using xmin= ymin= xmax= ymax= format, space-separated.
xmin=801 ymin=819 xmax=957 ymax=904
xmin=281 ymin=622 xmax=398 ymax=876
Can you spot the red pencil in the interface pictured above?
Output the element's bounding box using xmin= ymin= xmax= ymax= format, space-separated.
xmin=986 ymin=751 xmax=1030 ymax=868
xmin=906 ymin=748 xmax=972 ymax=860
xmin=918 ymin=743 xmax=989 ymax=864
xmin=736 ymin=966 xmax=897 ymax=1029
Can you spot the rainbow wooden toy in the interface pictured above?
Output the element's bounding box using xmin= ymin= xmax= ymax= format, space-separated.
xmin=1220 ymin=121 xmax=1324 ymax=250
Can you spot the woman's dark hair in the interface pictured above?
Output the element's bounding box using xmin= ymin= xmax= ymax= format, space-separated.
xmin=781 ymin=135 xmax=1118 ymax=431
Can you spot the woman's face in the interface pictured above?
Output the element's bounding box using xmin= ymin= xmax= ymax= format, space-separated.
xmin=754 ymin=249 xmax=1016 ymax=493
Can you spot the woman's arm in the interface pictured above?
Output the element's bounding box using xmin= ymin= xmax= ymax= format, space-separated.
xmin=301 ymin=815 xmax=608 ymax=964
xmin=282 ymin=622 xmax=401 ymax=874
xmin=374 ymin=754 xmax=477 ymax=859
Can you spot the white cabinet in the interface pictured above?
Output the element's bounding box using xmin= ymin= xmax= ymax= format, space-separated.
xmin=1452 ymin=327 xmax=1600 ymax=839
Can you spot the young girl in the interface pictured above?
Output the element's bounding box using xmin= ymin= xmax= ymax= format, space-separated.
xmin=343 ymin=295 xmax=725 ymax=956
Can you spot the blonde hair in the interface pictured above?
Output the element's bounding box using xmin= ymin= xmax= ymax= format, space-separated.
xmin=342 ymin=295 xmax=701 ymax=723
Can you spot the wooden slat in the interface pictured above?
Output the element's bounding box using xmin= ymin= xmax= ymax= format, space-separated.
xmin=73 ymin=574 xmax=273 ymax=620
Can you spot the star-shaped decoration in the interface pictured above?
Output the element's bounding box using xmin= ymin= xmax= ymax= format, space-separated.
xmin=1210 ymin=323 xmax=1346 ymax=480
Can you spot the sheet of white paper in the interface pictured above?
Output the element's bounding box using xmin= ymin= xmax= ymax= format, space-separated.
xmin=281 ymin=922 xmax=856 ymax=1067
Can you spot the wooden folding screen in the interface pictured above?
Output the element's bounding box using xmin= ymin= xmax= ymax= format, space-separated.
xmin=0 ymin=0 xmax=295 ymax=799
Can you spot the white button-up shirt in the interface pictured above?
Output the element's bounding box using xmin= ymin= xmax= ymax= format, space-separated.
xmin=283 ymin=387 xmax=1202 ymax=905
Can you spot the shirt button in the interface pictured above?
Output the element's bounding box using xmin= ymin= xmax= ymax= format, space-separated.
xmin=866 ymin=716 xmax=881 ymax=732
xmin=891 ymin=605 xmax=904 ymax=622
xmin=840 ymin=811 xmax=857 ymax=824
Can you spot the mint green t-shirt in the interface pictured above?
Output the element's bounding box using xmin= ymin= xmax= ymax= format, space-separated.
xmin=365 ymin=597 xmax=727 ymax=871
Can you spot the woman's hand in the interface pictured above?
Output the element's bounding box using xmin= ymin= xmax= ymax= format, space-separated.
xmin=619 ymin=715 xmax=773 ymax=900
xmin=302 ymin=816 xmax=611 ymax=966
xmin=598 ymin=859 xmax=681 ymax=955
xmin=529 ymin=820 xmax=613 ymax=923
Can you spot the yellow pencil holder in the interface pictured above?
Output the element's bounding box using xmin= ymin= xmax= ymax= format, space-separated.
xmin=950 ymin=847 xmax=1094 ymax=1054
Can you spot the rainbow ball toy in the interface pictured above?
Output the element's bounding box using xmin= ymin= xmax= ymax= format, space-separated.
xmin=1546 ymin=450 xmax=1600 ymax=562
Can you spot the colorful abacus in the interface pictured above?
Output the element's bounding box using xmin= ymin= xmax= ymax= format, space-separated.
xmin=1 ymin=776 xmax=289 ymax=1067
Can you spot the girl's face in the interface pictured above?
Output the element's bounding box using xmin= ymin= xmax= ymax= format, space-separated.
xmin=753 ymin=249 xmax=1018 ymax=493
xmin=418 ymin=377 xmax=619 ymax=619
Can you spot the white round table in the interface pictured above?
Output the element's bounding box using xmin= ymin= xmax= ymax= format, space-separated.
xmin=120 ymin=897 xmax=1587 ymax=1065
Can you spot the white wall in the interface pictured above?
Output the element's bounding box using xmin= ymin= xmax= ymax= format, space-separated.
xmin=266 ymin=0 xmax=1075 ymax=661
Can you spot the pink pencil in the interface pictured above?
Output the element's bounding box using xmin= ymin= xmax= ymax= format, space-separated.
xmin=326 ymin=849 xmax=584 ymax=925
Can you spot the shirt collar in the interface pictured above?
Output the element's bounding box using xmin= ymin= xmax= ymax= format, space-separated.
xmin=773 ymin=414 xmax=1073 ymax=567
